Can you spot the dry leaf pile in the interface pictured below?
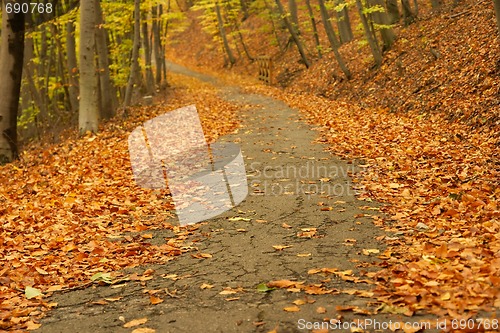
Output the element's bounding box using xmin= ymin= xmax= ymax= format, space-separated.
xmin=0 ymin=73 xmax=240 ymax=331
xmin=246 ymin=77 xmax=499 ymax=317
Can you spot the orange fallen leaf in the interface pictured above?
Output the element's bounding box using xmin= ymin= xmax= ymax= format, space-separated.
xmin=267 ymin=280 xmax=296 ymax=288
xmin=283 ymin=305 xmax=300 ymax=312
xmin=26 ymin=321 xmax=41 ymax=330
xmin=150 ymin=296 xmax=164 ymax=305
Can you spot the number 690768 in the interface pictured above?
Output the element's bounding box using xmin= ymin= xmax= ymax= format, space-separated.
xmin=5 ymin=2 xmax=53 ymax=14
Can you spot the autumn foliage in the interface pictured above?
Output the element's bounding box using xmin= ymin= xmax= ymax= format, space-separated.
xmin=0 ymin=74 xmax=239 ymax=331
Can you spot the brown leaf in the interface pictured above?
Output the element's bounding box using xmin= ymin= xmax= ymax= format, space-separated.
xmin=149 ymin=296 xmax=164 ymax=305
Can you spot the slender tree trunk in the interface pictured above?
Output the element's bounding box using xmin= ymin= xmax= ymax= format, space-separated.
xmin=494 ymin=0 xmax=500 ymax=36
xmin=264 ymin=0 xmax=284 ymax=51
xmin=23 ymin=37 xmax=44 ymax=125
xmin=274 ymin=0 xmax=310 ymax=68
xmin=95 ymin=0 xmax=116 ymax=119
xmin=215 ymin=1 xmax=236 ymax=66
xmin=52 ymin=23 xmax=71 ymax=120
xmin=79 ymin=0 xmax=99 ymax=133
xmin=401 ymin=0 xmax=415 ymax=25
xmin=66 ymin=21 xmax=79 ymax=114
xmin=161 ymin=2 xmax=169 ymax=84
xmin=386 ymin=0 xmax=400 ymax=23
xmin=240 ymin=0 xmax=249 ymax=20
xmin=288 ymin=0 xmax=299 ymax=29
xmin=336 ymin=0 xmax=354 ymax=44
xmin=305 ymin=0 xmax=322 ymax=58
xmin=0 ymin=0 xmax=25 ymax=164
xmin=355 ymin=0 xmax=382 ymax=67
xmin=318 ymin=0 xmax=351 ymax=78
xmin=236 ymin=26 xmax=254 ymax=61
xmin=124 ymin=0 xmax=142 ymax=107
xmin=368 ymin=0 xmax=395 ymax=51
xmin=142 ymin=14 xmax=155 ymax=95
xmin=152 ymin=4 xmax=164 ymax=86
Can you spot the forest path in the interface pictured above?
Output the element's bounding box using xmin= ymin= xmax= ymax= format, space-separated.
xmin=38 ymin=64 xmax=406 ymax=333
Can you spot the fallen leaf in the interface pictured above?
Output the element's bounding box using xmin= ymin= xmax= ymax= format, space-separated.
xmin=283 ymin=305 xmax=300 ymax=312
xmin=26 ymin=321 xmax=42 ymax=330
xmin=25 ymin=286 xmax=42 ymax=299
xmin=273 ymin=245 xmax=292 ymax=250
xmin=257 ymin=283 xmax=275 ymax=292
xmin=316 ymin=306 xmax=327 ymax=314
xmin=124 ymin=318 xmax=148 ymax=328
xmin=292 ymin=299 xmax=306 ymax=305
xmin=150 ymin=296 xmax=164 ymax=305
xmin=362 ymin=248 xmax=380 ymax=255
xmin=131 ymin=328 xmax=156 ymax=333
xmin=200 ymin=283 xmax=214 ymax=289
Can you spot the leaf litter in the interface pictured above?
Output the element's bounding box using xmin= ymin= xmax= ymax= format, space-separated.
xmin=0 ymin=73 xmax=241 ymax=331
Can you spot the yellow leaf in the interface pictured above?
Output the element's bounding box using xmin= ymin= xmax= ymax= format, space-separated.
xmin=273 ymin=245 xmax=292 ymax=251
xmin=26 ymin=321 xmax=42 ymax=330
xmin=283 ymin=305 xmax=300 ymax=312
xmin=200 ymin=283 xmax=214 ymax=289
xmin=131 ymin=328 xmax=156 ymax=333
xmin=124 ymin=318 xmax=148 ymax=328
xmin=362 ymin=249 xmax=380 ymax=255
xmin=35 ymin=267 xmax=49 ymax=275
xmin=316 ymin=306 xmax=327 ymax=314
xmin=292 ymin=299 xmax=306 ymax=305
xmin=441 ymin=292 xmax=451 ymax=300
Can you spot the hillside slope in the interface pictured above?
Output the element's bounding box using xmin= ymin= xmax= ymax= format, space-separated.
xmin=168 ymin=0 xmax=500 ymax=136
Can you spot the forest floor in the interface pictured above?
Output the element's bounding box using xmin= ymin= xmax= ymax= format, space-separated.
xmin=34 ymin=63 xmax=403 ymax=332
xmin=22 ymin=61 xmax=496 ymax=333
xmin=1 ymin=2 xmax=499 ymax=333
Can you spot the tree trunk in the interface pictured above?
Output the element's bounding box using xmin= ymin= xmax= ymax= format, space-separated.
xmin=0 ymin=0 xmax=25 ymax=164
xmin=66 ymin=20 xmax=79 ymax=114
xmin=318 ymin=0 xmax=351 ymax=78
xmin=152 ymin=4 xmax=165 ymax=86
xmin=264 ymin=0 xmax=284 ymax=51
xmin=288 ymin=0 xmax=299 ymax=29
xmin=401 ymin=0 xmax=415 ymax=26
xmin=124 ymin=0 xmax=142 ymax=107
xmin=215 ymin=1 xmax=236 ymax=66
xmin=240 ymin=0 xmax=249 ymax=20
xmin=79 ymin=0 xmax=99 ymax=133
xmin=142 ymin=15 xmax=155 ymax=95
xmin=275 ymin=0 xmax=311 ymax=68
xmin=386 ymin=0 xmax=400 ymax=23
xmin=235 ymin=23 xmax=254 ymax=61
xmin=355 ymin=0 xmax=382 ymax=67
xmin=305 ymin=0 xmax=322 ymax=58
xmin=368 ymin=0 xmax=396 ymax=51
xmin=95 ymin=0 xmax=116 ymax=119
xmin=494 ymin=0 xmax=500 ymax=36
xmin=336 ymin=0 xmax=354 ymax=44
